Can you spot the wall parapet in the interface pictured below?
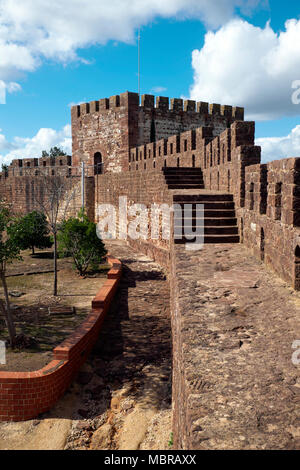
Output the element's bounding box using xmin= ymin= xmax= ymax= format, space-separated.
xmin=0 ymin=155 xmax=73 ymax=180
xmin=0 ymin=255 xmax=122 ymax=422
xmin=72 ymin=91 xmax=244 ymax=122
xmin=128 ymin=121 xmax=258 ymax=173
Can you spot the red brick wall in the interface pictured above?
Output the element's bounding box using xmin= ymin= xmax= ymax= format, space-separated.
xmin=0 ymin=171 xmax=94 ymax=221
xmin=0 ymin=256 xmax=122 ymax=422
xmin=94 ymin=169 xmax=172 ymax=266
xmin=71 ymin=92 xmax=139 ymax=174
xmin=72 ymin=91 xmax=244 ymax=174
xmin=1 ymin=117 xmax=300 ymax=290
xmin=239 ymin=158 xmax=300 ymax=289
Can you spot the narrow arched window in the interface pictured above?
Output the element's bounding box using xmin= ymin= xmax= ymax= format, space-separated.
xmin=261 ymin=228 xmax=265 ymax=261
xmin=150 ymin=119 xmax=156 ymax=143
xmin=275 ymin=182 xmax=282 ymax=220
xmin=250 ymin=182 xmax=254 ymax=210
xmin=94 ymin=152 xmax=103 ymax=175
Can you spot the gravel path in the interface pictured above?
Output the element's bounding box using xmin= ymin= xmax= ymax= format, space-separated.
xmin=0 ymin=242 xmax=172 ymax=450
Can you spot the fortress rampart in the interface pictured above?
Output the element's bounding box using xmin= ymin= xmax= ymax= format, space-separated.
xmin=125 ymin=118 xmax=300 ymax=290
xmin=1 ymin=91 xmax=300 ymax=448
xmin=71 ymin=91 xmax=243 ymax=174
xmin=0 ymin=155 xmax=95 ymax=221
xmin=1 ymin=92 xmax=300 ymax=289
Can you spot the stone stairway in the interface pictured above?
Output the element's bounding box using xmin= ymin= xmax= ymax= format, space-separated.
xmin=172 ymin=193 xmax=240 ymax=245
xmin=163 ymin=167 xmax=204 ymax=190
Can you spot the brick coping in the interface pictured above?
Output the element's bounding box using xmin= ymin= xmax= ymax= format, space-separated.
xmin=0 ymin=255 xmax=122 ymax=421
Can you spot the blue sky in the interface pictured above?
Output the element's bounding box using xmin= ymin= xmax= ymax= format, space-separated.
xmin=0 ymin=0 xmax=300 ymax=164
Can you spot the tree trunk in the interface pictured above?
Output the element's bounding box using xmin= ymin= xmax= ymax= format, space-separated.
xmin=53 ymin=232 xmax=58 ymax=296
xmin=32 ymin=245 xmax=35 ymax=255
xmin=0 ymin=272 xmax=16 ymax=348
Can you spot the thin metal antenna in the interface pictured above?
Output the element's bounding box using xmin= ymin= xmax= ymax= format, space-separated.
xmin=81 ymin=161 xmax=85 ymax=216
xmin=138 ymin=28 xmax=141 ymax=98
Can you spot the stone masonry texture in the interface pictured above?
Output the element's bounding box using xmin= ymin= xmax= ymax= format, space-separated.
xmin=0 ymin=91 xmax=299 ymax=449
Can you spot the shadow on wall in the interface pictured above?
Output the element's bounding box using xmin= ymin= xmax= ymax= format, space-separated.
xmin=91 ymin=264 xmax=172 ymax=410
xmin=40 ymin=263 xmax=172 ymax=422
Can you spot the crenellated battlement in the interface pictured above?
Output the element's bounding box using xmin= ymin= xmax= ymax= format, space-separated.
xmin=2 ymin=84 xmax=300 ymax=447
xmin=72 ymin=91 xmax=244 ymax=122
xmin=128 ymin=120 xmax=256 ymax=172
xmin=71 ymin=92 xmax=138 ymax=119
xmin=0 ymin=155 xmax=73 ymax=180
xmin=71 ymin=90 xmax=245 ymax=172
xmin=1 ymin=88 xmax=300 ymax=301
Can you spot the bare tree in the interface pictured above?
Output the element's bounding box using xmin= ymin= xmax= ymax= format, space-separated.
xmin=33 ymin=173 xmax=77 ymax=296
xmin=0 ymin=205 xmax=21 ymax=347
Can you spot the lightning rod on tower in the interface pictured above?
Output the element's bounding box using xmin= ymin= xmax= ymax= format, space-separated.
xmin=138 ymin=28 xmax=141 ymax=98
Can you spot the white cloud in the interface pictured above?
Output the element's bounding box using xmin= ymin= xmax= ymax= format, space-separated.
xmin=0 ymin=134 xmax=11 ymax=152
xmin=0 ymin=125 xmax=72 ymax=165
xmin=0 ymin=80 xmax=21 ymax=103
xmin=150 ymin=86 xmax=167 ymax=94
xmin=257 ymin=125 xmax=300 ymax=163
xmin=6 ymin=82 xmax=22 ymax=93
xmin=190 ymin=19 xmax=300 ymax=120
xmin=0 ymin=0 xmax=263 ymax=83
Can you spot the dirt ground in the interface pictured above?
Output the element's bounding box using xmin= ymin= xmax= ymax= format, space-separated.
xmin=0 ymin=243 xmax=172 ymax=451
xmin=0 ymin=249 xmax=109 ymax=372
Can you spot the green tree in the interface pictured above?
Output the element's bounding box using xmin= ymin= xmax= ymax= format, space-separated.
xmin=58 ymin=211 xmax=107 ymax=277
xmin=8 ymin=211 xmax=53 ymax=255
xmin=41 ymin=147 xmax=66 ymax=159
xmin=0 ymin=207 xmax=22 ymax=347
xmin=1 ymin=164 xmax=8 ymax=175
xmin=50 ymin=147 xmax=66 ymax=158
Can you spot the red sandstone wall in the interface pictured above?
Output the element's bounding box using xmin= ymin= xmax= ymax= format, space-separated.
xmin=240 ymin=158 xmax=300 ymax=289
xmin=72 ymin=91 xmax=244 ymax=175
xmin=2 ymin=117 xmax=300 ymax=290
xmin=94 ymin=170 xmax=172 ymax=266
xmin=0 ymin=172 xmax=94 ymax=221
xmin=0 ymin=256 xmax=122 ymax=422
xmin=71 ymin=92 xmax=139 ymax=174
xmin=129 ymin=121 xmax=260 ymax=206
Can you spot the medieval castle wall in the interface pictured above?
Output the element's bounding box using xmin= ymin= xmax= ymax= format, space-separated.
xmin=71 ymin=91 xmax=243 ymax=174
xmin=1 ymin=91 xmax=300 ymax=448
xmin=0 ymin=154 xmax=95 ymax=220
xmin=127 ymin=119 xmax=300 ymax=289
xmin=1 ymin=91 xmax=300 ymax=289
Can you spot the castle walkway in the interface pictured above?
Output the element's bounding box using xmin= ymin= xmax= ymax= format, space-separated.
xmin=65 ymin=240 xmax=172 ymax=450
xmin=1 ymin=241 xmax=299 ymax=450
xmin=172 ymin=242 xmax=300 ymax=449
xmin=0 ymin=241 xmax=172 ymax=450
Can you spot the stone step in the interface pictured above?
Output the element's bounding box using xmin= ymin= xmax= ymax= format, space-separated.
xmin=167 ymin=180 xmax=205 ymax=185
xmin=168 ymin=184 xmax=205 ymax=189
xmin=163 ymin=166 xmax=202 ymax=173
xmin=165 ymin=176 xmax=204 ymax=181
xmin=195 ymin=209 xmax=236 ymax=218
xmin=173 ymin=225 xmax=239 ymax=235
xmin=166 ymin=181 xmax=205 ymax=186
xmin=174 ymin=217 xmax=238 ymax=226
xmin=174 ymin=235 xmax=240 ymax=244
xmin=174 ymin=201 xmax=235 ymax=210
xmin=173 ymin=194 xmax=233 ymax=202
xmin=164 ymin=171 xmax=203 ymax=175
